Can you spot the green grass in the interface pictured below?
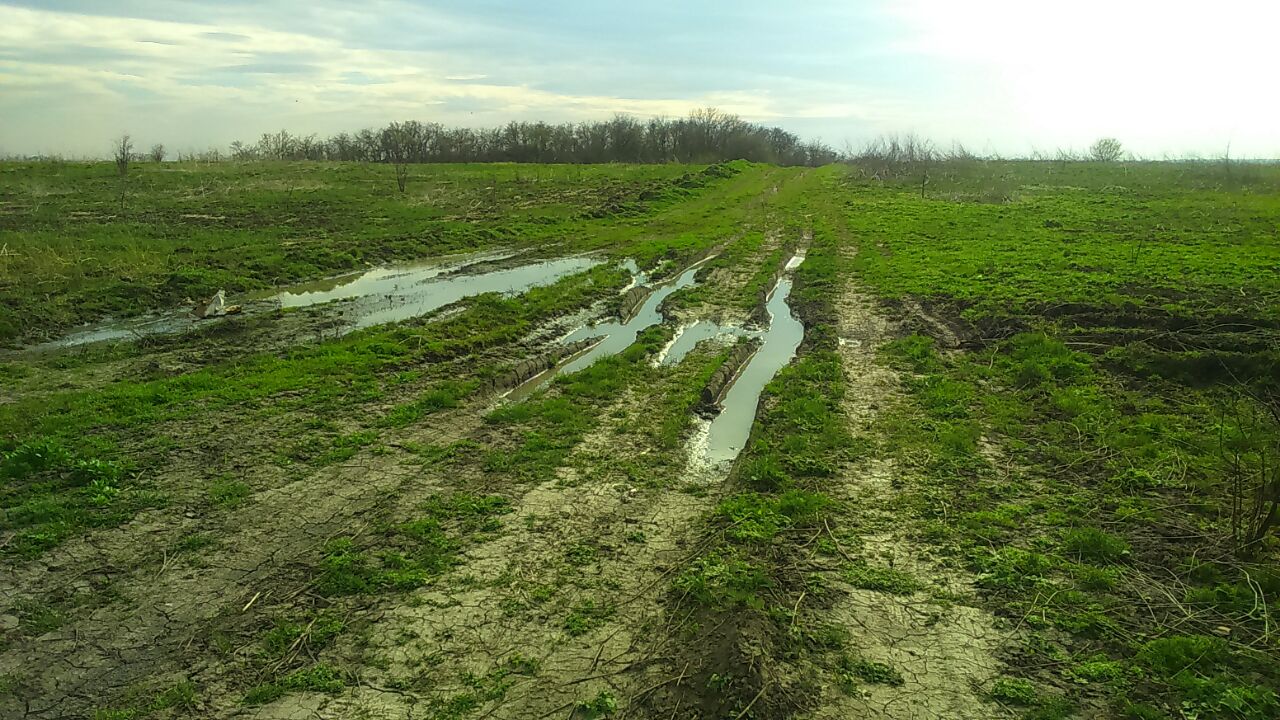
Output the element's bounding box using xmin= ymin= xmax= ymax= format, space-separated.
xmin=243 ymin=664 xmax=345 ymax=705
xmin=659 ymin=177 xmax=864 ymax=714
xmin=847 ymin=159 xmax=1280 ymax=718
xmin=0 ymin=439 xmax=162 ymax=556
xmin=838 ymin=654 xmax=905 ymax=688
xmin=843 ymin=563 xmax=923 ymax=595
xmin=0 ymin=162 xmax=789 ymax=556
xmin=0 ymin=160 xmax=741 ymax=343
xmin=7 ymin=158 xmax=1279 ymax=718
xmin=91 ymin=682 xmax=197 ymax=719
xmin=313 ymin=493 xmax=511 ymax=596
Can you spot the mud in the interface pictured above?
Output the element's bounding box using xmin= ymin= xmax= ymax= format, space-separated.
xmin=696 ymin=339 xmax=760 ymax=413
xmin=618 ymin=285 xmax=653 ymax=321
xmin=482 ymin=338 xmax=600 ymax=396
xmin=811 ymin=245 xmax=1014 ymax=720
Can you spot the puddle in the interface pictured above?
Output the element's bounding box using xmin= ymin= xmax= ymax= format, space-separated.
xmin=284 ymin=254 xmax=597 ymax=333
xmin=688 ymin=250 xmax=807 ymax=470
xmin=656 ymin=321 xmax=756 ymax=366
xmin=36 ymin=251 xmax=598 ymax=350
xmin=620 ymin=259 xmax=649 ymax=291
xmin=699 ymin=277 xmax=803 ymax=465
xmin=505 ymin=260 xmax=708 ymax=398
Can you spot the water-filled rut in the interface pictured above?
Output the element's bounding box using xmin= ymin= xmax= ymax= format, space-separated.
xmin=698 ymin=275 xmax=804 ymax=465
xmin=37 ymin=251 xmax=599 ymax=349
xmin=504 ymin=259 xmax=709 ymax=398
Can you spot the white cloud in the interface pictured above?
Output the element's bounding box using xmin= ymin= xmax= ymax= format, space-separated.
xmin=0 ymin=1 xmax=1274 ymax=157
xmin=0 ymin=4 xmax=835 ymax=156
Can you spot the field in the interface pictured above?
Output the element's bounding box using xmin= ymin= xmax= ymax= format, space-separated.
xmin=1 ymin=158 xmax=1278 ymax=720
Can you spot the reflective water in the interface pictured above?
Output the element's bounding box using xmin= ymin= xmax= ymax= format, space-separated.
xmin=39 ymin=250 xmax=598 ymax=349
xmin=657 ymin=321 xmax=756 ymax=366
xmin=701 ymin=276 xmax=803 ymax=465
xmin=556 ymin=264 xmax=702 ymax=375
xmin=506 ymin=260 xmax=706 ymax=398
xmin=306 ymin=255 xmax=598 ymax=332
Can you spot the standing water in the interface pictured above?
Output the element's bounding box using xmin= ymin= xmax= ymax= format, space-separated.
xmin=656 ymin=321 xmax=757 ymax=366
xmin=505 ymin=259 xmax=708 ymax=398
xmin=697 ymin=266 xmax=805 ymax=467
xmin=36 ymin=251 xmax=599 ymax=349
xmin=281 ymin=255 xmax=599 ymax=333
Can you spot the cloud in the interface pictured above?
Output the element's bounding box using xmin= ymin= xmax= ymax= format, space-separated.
xmin=0 ymin=1 xmax=1273 ymax=157
xmin=0 ymin=3 xmax=848 ymax=155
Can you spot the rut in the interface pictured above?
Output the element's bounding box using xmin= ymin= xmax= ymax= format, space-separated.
xmin=0 ymin=406 xmax=484 ymax=719
xmin=805 ymin=246 xmax=1013 ymax=719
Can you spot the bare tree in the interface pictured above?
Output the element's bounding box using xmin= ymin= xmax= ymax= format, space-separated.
xmin=149 ymin=143 xmax=166 ymax=163
xmin=114 ymin=135 xmax=133 ymax=176
xmin=1089 ymin=137 xmax=1124 ymax=162
xmin=113 ymin=135 xmax=133 ymax=212
xmin=382 ymin=122 xmax=413 ymax=193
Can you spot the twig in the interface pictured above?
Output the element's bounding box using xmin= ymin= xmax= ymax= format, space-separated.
xmin=735 ymin=684 xmax=769 ymax=720
xmin=788 ymin=591 xmax=807 ymax=633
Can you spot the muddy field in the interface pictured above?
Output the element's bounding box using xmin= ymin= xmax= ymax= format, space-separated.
xmin=2 ymin=160 xmax=1279 ymax=719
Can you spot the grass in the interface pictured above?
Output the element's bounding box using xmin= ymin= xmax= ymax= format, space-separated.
xmin=313 ymin=493 xmax=511 ymax=596
xmin=0 ymin=160 xmax=743 ymax=343
xmin=852 ymin=159 xmax=1280 ymax=718
xmin=658 ymin=178 xmax=866 ymax=714
xmin=91 ymin=682 xmax=197 ymax=719
xmin=843 ymin=563 xmax=923 ymax=595
xmin=0 ymin=162 xmax=788 ymax=555
xmin=0 ymin=438 xmax=163 ymax=556
xmin=5 ymin=158 xmax=1279 ymax=718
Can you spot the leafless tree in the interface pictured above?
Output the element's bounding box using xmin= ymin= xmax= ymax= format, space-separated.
xmin=382 ymin=122 xmax=413 ymax=192
xmin=1089 ymin=137 xmax=1124 ymax=162
xmin=114 ymin=134 xmax=133 ymax=176
xmin=113 ymin=134 xmax=133 ymax=212
xmin=149 ymin=143 xmax=166 ymax=163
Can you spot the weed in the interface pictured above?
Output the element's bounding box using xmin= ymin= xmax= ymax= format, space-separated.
xmin=243 ymin=664 xmax=344 ymax=705
xmin=673 ymin=552 xmax=770 ymax=609
xmin=844 ymin=562 xmax=922 ymax=595
xmin=576 ymin=691 xmax=618 ymax=719
xmin=1061 ymin=527 xmax=1130 ymax=564
xmin=990 ymin=677 xmax=1040 ymax=706
xmin=207 ymin=479 xmax=250 ymax=507
xmin=176 ymin=532 xmax=219 ymax=553
xmin=838 ymin=654 xmax=905 ymax=687
xmin=564 ymin=600 xmax=614 ymax=636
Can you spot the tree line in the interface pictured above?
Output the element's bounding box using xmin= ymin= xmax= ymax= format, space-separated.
xmin=225 ymin=109 xmax=838 ymax=167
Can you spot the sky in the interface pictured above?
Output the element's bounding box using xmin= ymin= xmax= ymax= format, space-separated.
xmin=1 ymin=0 xmax=1277 ymax=158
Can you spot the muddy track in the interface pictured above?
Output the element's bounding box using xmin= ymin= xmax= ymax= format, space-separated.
xmin=224 ymin=229 xmax=799 ymax=718
xmin=0 ymin=405 xmax=485 ymax=719
xmin=806 ymin=245 xmax=1012 ymax=719
xmin=1 ymin=173 xmax=823 ymax=717
xmin=290 ymin=381 xmax=720 ymax=719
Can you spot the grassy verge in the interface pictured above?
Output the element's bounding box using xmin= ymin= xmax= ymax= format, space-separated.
xmin=842 ymin=161 xmax=1280 ymax=719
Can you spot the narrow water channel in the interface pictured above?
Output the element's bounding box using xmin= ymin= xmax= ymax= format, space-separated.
xmin=657 ymin=320 xmax=756 ymax=367
xmin=699 ymin=270 xmax=804 ymax=466
xmin=505 ymin=260 xmax=707 ymax=399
